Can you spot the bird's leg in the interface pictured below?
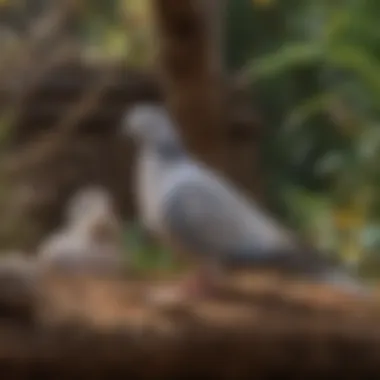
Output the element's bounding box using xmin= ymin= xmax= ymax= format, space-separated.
xmin=177 ymin=259 xmax=222 ymax=299
xmin=145 ymin=266 xmax=219 ymax=306
xmin=179 ymin=269 xmax=215 ymax=298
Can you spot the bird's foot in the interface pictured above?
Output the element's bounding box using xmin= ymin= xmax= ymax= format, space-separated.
xmin=178 ymin=271 xmax=218 ymax=299
xmin=145 ymin=271 xmax=219 ymax=307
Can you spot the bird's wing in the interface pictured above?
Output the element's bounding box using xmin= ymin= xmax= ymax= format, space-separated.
xmin=160 ymin=170 xmax=294 ymax=264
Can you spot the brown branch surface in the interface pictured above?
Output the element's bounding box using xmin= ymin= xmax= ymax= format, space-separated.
xmin=0 ymin=270 xmax=378 ymax=378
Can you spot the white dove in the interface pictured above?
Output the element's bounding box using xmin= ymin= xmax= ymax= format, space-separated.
xmin=37 ymin=187 xmax=127 ymax=277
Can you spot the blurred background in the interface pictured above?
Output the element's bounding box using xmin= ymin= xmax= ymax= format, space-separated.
xmin=0 ymin=0 xmax=378 ymax=279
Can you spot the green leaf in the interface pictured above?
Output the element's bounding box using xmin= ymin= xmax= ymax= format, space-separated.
xmin=326 ymin=45 xmax=380 ymax=101
xmin=244 ymin=42 xmax=324 ymax=81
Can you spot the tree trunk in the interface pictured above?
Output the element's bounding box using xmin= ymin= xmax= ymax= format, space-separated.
xmin=151 ymin=0 xmax=262 ymax=198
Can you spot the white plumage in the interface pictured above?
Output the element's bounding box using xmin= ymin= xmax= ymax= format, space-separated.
xmin=37 ymin=187 xmax=126 ymax=276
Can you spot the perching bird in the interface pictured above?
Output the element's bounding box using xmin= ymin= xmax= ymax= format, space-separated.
xmin=37 ymin=187 xmax=127 ymax=277
xmin=124 ymin=103 xmax=368 ymax=298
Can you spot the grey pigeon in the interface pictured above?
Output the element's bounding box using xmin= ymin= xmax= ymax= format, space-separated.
xmin=124 ymin=104 xmax=369 ymax=298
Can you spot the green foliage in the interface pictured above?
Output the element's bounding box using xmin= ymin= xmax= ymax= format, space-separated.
xmin=78 ymin=0 xmax=154 ymax=66
xmin=123 ymin=223 xmax=180 ymax=274
xmin=227 ymin=0 xmax=380 ymax=275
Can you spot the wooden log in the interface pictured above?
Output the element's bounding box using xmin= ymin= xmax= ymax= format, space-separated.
xmin=0 ymin=269 xmax=378 ymax=378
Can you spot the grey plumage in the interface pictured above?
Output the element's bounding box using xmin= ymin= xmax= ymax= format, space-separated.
xmin=125 ymin=104 xmax=368 ymax=294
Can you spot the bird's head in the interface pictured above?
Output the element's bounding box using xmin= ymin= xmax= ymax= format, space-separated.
xmin=123 ymin=104 xmax=185 ymax=157
xmin=65 ymin=186 xmax=115 ymax=226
